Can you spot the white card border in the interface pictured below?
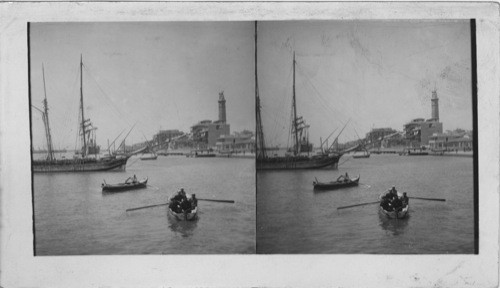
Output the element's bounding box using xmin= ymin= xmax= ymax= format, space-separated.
xmin=0 ymin=2 xmax=498 ymax=287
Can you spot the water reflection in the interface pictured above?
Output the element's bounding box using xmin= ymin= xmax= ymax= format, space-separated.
xmin=378 ymin=212 xmax=410 ymax=236
xmin=167 ymin=214 xmax=198 ymax=238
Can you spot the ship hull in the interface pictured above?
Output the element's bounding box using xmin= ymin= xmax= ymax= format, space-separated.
xmin=32 ymin=157 xmax=128 ymax=173
xmin=257 ymin=154 xmax=341 ymax=170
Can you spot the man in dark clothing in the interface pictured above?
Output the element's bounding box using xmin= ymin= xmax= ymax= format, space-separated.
xmin=180 ymin=198 xmax=192 ymax=212
xmin=173 ymin=188 xmax=188 ymax=202
xmin=169 ymin=199 xmax=182 ymax=213
xmin=381 ymin=198 xmax=391 ymax=210
xmin=190 ymin=194 xmax=198 ymax=207
xmin=401 ymin=192 xmax=409 ymax=207
xmin=392 ymin=197 xmax=403 ymax=212
xmin=382 ymin=187 xmax=397 ymax=201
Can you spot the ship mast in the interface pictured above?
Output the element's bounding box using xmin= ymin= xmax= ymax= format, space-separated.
xmin=292 ymin=51 xmax=299 ymax=156
xmin=255 ymin=21 xmax=267 ymax=159
xmin=80 ymin=54 xmax=87 ymax=157
xmin=41 ymin=64 xmax=55 ymax=161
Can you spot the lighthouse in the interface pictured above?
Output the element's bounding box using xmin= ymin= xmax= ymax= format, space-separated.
xmin=218 ymin=91 xmax=226 ymax=123
xmin=431 ymin=90 xmax=439 ymax=121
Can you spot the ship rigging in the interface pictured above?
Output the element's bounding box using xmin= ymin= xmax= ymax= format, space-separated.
xmin=32 ymin=55 xmax=129 ymax=173
xmin=255 ymin=22 xmax=344 ymax=170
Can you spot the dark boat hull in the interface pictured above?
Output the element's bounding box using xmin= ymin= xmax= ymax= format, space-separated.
xmin=140 ymin=155 xmax=158 ymax=160
xmin=352 ymin=154 xmax=370 ymax=158
xmin=313 ymin=176 xmax=360 ymax=190
xmin=257 ymin=154 xmax=341 ymax=170
xmin=33 ymin=157 xmax=128 ymax=173
xmin=102 ymin=178 xmax=148 ymax=192
xmin=195 ymin=154 xmax=216 ymax=158
xmin=407 ymin=151 xmax=429 ymax=156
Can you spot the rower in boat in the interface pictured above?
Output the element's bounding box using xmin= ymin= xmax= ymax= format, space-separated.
xmin=336 ymin=172 xmax=351 ymax=183
xmin=169 ymin=188 xmax=188 ymax=212
xmin=380 ymin=186 xmax=399 ymax=211
xmin=401 ymin=192 xmax=409 ymax=206
xmin=125 ymin=174 xmax=138 ymax=184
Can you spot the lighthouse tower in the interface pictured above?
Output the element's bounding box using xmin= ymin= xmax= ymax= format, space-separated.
xmin=218 ymin=91 xmax=226 ymax=123
xmin=431 ymin=90 xmax=439 ymax=121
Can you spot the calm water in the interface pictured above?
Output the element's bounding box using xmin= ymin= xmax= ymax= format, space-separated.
xmin=257 ymin=154 xmax=474 ymax=254
xmin=34 ymin=156 xmax=255 ymax=255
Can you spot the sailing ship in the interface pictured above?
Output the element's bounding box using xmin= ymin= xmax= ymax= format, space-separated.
xmin=254 ymin=22 xmax=342 ymax=170
xmin=32 ymin=56 xmax=129 ymax=173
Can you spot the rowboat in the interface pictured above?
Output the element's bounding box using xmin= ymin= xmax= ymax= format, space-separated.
xmin=379 ymin=192 xmax=409 ymax=219
xmin=168 ymin=194 xmax=198 ymax=221
xmin=313 ymin=175 xmax=360 ymax=191
xmin=407 ymin=150 xmax=428 ymax=156
xmin=140 ymin=153 xmax=158 ymax=160
xmin=352 ymin=151 xmax=370 ymax=158
xmin=101 ymin=177 xmax=148 ymax=192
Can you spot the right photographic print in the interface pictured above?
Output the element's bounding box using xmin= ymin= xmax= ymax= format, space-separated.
xmin=255 ymin=20 xmax=476 ymax=254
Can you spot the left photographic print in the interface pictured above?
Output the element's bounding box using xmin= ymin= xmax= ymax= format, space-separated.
xmin=29 ymin=22 xmax=256 ymax=255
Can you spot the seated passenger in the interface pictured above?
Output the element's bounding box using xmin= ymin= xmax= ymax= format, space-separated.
xmin=169 ymin=199 xmax=182 ymax=213
xmin=392 ymin=197 xmax=403 ymax=212
xmin=385 ymin=186 xmax=398 ymax=201
xmin=190 ymin=194 xmax=198 ymax=207
xmin=401 ymin=192 xmax=409 ymax=207
xmin=382 ymin=189 xmax=393 ymax=200
xmin=173 ymin=188 xmax=188 ymax=202
xmin=180 ymin=198 xmax=192 ymax=212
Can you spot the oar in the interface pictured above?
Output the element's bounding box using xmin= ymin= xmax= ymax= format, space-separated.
xmin=358 ymin=182 xmax=371 ymax=188
xmin=197 ymin=198 xmax=235 ymax=203
xmin=126 ymin=202 xmax=169 ymax=212
xmin=409 ymin=196 xmax=445 ymax=202
xmin=337 ymin=201 xmax=380 ymax=210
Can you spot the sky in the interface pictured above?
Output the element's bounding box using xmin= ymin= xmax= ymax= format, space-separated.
xmin=30 ymin=20 xmax=473 ymax=150
xmin=257 ymin=20 xmax=472 ymax=147
xmin=30 ymin=22 xmax=254 ymax=150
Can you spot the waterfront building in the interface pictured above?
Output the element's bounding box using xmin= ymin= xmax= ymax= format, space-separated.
xmin=429 ymin=130 xmax=473 ymax=151
xmin=216 ymin=130 xmax=255 ymax=153
xmin=153 ymin=129 xmax=184 ymax=149
xmin=366 ymin=128 xmax=398 ymax=148
xmin=190 ymin=91 xmax=231 ymax=149
xmin=381 ymin=132 xmax=405 ymax=148
xmin=403 ymin=90 xmax=443 ymax=147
